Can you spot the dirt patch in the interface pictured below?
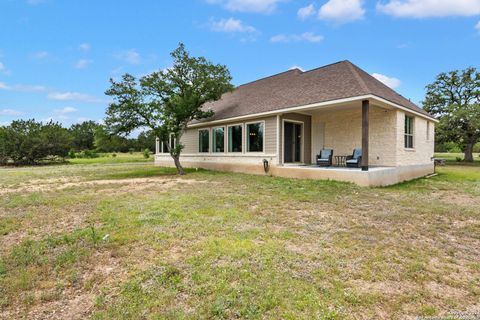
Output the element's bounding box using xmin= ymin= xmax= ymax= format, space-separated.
xmin=0 ymin=176 xmax=209 ymax=195
xmin=431 ymin=191 xmax=480 ymax=207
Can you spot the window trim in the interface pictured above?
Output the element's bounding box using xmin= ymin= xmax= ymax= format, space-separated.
xmin=160 ymin=133 xmax=176 ymax=153
xmin=226 ymin=123 xmax=244 ymax=154
xmin=404 ymin=115 xmax=414 ymax=150
xmin=245 ymin=120 xmax=266 ymax=154
xmin=198 ymin=128 xmax=210 ymax=153
xmin=426 ymin=121 xmax=430 ymax=141
xmin=212 ymin=126 xmax=226 ymax=153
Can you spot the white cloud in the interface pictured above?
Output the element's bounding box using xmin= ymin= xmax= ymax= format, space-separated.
xmin=377 ymin=0 xmax=480 ymax=18
xmin=0 ymin=82 xmax=48 ymax=92
xmin=79 ymin=42 xmax=91 ymax=51
xmin=372 ymin=73 xmax=401 ymax=89
xmin=206 ymin=0 xmax=281 ymax=13
xmin=115 ymin=49 xmax=141 ymax=64
xmin=210 ymin=18 xmax=257 ymax=32
xmin=298 ymin=3 xmax=316 ymax=20
xmin=54 ymin=106 xmax=78 ymax=115
xmin=270 ymin=32 xmax=324 ymax=43
xmin=289 ymin=65 xmax=306 ymax=72
xmin=0 ymin=61 xmax=9 ymax=75
xmin=47 ymin=92 xmax=102 ymax=103
xmin=31 ymin=51 xmax=49 ymax=60
xmin=74 ymin=59 xmax=93 ymax=69
xmin=318 ymin=0 xmax=365 ymax=23
xmin=476 ymin=21 xmax=480 ymax=30
xmin=0 ymin=108 xmax=24 ymax=116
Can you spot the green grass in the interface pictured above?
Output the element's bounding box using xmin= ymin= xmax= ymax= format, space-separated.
xmin=67 ymin=152 xmax=154 ymax=165
xmin=434 ymin=152 xmax=480 ymax=166
xmin=0 ymin=161 xmax=479 ymax=319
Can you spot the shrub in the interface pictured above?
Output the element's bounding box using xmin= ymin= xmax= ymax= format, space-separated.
xmin=112 ymin=153 xmax=117 ymax=158
xmin=0 ymin=120 xmax=72 ymax=165
xmin=68 ymin=150 xmax=76 ymax=159
xmin=143 ymin=148 xmax=150 ymax=159
xmin=473 ymin=142 xmax=480 ymax=153
xmin=129 ymin=148 xmax=135 ymax=154
xmin=456 ymin=157 xmax=463 ymax=162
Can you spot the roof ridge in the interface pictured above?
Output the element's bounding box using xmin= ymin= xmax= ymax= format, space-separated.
xmin=237 ymin=68 xmax=302 ymax=88
xmin=299 ymin=60 xmax=348 ymax=75
xmin=345 ymin=61 xmax=370 ymax=94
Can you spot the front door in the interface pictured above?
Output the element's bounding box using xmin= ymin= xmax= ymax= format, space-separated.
xmin=284 ymin=121 xmax=302 ymax=163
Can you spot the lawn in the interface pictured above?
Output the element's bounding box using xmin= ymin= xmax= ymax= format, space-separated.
xmin=0 ymin=161 xmax=479 ymax=319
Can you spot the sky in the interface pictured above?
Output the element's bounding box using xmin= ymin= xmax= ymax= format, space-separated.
xmin=0 ymin=0 xmax=479 ymax=128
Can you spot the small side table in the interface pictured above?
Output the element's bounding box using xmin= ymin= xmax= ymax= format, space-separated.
xmin=334 ymin=155 xmax=347 ymax=167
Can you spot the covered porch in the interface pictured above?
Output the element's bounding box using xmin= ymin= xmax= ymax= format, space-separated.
xmin=277 ymin=98 xmax=395 ymax=170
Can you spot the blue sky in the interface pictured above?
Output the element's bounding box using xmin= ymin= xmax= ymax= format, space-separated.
xmin=1 ymin=0 xmax=479 ymax=127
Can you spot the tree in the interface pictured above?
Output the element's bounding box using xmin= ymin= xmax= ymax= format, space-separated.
xmin=0 ymin=120 xmax=72 ymax=165
xmin=70 ymin=120 xmax=101 ymax=151
xmin=105 ymin=43 xmax=233 ymax=174
xmin=424 ymin=67 xmax=480 ymax=162
xmin=94 ymin=126 xmax=136 ymax=153
xmin=137 ymin=130 xmax=156 ymax=152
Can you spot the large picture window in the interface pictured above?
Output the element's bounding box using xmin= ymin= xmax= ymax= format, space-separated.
xmin=198 ymin=129 xmax=209 ymax=153
xmin=405 ymin=116 xmax=414 ymax=149
xmin=246 ymin=122 xmax=264 ymax=152
xmin=212 ymin=127 xmax=225 ymax=153
xmin=228 ymin=125 xmax=242 ymax=153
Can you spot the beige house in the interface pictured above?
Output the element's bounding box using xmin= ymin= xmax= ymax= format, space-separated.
xmin=155 ymin=61 xmax=437 ymax=186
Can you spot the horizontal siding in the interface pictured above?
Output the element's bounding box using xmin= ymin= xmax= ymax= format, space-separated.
xmin=180 ymin=116 xmax=278 ymax=155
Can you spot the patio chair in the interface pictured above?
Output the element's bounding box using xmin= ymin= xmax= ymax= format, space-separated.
xmin=346 ymin=149 xmax=362 ymax=168
xmin=316 ymin=148 xmax=333 ymax=167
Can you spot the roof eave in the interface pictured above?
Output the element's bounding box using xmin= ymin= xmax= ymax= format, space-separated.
xmin=188 ymin=94 xmax=438 ymax=128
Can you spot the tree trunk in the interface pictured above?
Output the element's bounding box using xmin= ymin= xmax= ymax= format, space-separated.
xmin=172 ymin=155 xmax=185 ymax=175
xmin=464 ymin=142 xmax=474 ymax=162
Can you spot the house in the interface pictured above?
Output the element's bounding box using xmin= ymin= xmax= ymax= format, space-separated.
xmin=155 ymin=60 xmax=437 ymax=186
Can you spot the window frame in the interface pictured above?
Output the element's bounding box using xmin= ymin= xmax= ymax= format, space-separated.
xmin=198 ymin=128 xmax=210 ymax=153
xmin=212 ymin=126 xmax=226 ymax=153
xmin=404 ymin=115 xmax=414 ymax=149
xmin=160 ymin=133 xmax=176 ymax=153
xmin=245 ymin=120 xmax=265 ymax=154
xmin=426 ymin=121 xmax=430 ymax=141
xmin=227 ymin=123 xmax=244 ymax=153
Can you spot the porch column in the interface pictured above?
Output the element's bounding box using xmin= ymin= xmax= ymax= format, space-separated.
xmin=361 ymin=100 xmax=369 ymax=171
xmin=155 ymin=137 xmax=160 ymax=154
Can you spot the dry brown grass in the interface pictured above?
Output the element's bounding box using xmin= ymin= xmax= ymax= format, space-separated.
xmin=0 ymin=163 xmax=479 ymax=319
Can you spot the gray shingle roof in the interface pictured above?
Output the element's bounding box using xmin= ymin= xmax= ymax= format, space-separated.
xmin=201 ymin=60 xmax=434 ymax=122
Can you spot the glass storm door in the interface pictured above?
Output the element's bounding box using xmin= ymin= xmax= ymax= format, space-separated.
xmin=284 ymin=122 xmax=302 ymax=163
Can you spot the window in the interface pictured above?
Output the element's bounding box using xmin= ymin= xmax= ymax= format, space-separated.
xmin=246 ymin=122 xmax=264 ymax=152
xmin=405 ymin=116 xmax=414 ymax=148
xmin=228 ymin=125 xmax=242 ymax=153
xmin=170 ymin=134 xmax=176 ymax=150
xmin=161 ymin=134 xmax=175 ymax=153
xmin=198 ymin=129 xmax=209 ymax=153
xmin=426 ymin=121 xmax=430 ymax=141
xmin=161 ymin=140 xmax=169 ymax=153
xmin=212 ymin=127 xmax=225 ymax=153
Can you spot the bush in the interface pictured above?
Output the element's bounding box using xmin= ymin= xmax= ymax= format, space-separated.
xmin=473 ymin=142 xmax=480 ymax=153
xmin=112 ymin=153 xmax=117 ymax=158
xmin=68 ymin=150 xmax=76 ymax=159
xmin=143 ymin=148 xmax=150 ymax=159
xmin=456 ymin=157 xmax=463 ymax=162
xmin=0 ymin=120 xmax=72 ymax=165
